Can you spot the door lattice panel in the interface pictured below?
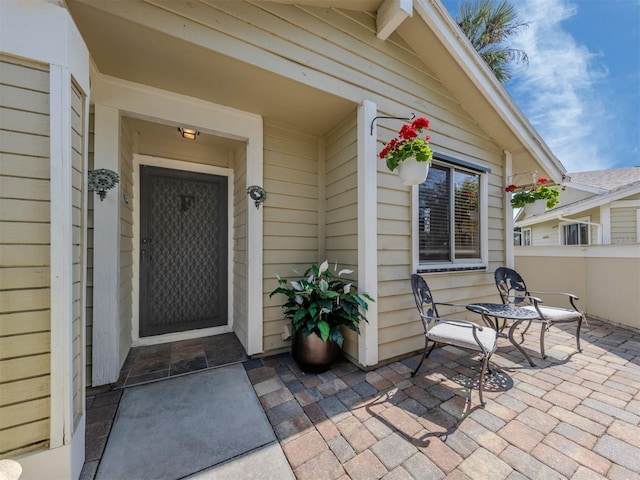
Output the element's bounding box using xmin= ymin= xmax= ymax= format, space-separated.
xmin=140 ymin=166 xmax=228 ymax=336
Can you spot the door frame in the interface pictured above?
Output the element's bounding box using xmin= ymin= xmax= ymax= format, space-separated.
xmin=92 ymin=76 xmax=264 ymax=386
xmin=132 ymin=154 xmax=234 ymax=346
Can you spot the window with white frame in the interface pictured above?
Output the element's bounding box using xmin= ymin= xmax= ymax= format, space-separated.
xmin=522 ymin=227 xmax=532 ymax=246
xmin=418 ymin=159 xmax=487 ymax=270
xmin=561 ymin=220 xmax=590 ymax=245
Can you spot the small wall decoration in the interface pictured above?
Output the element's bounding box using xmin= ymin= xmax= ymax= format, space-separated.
xmin=88 ymin=168 xmax=119 ymax=201
xmin=247 ymin=185 xmax=266 ymax=209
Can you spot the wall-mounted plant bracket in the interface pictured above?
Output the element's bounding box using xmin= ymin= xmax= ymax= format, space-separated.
xmin=370 ymin=113 xmax=415 ymax=135
xmin=88 ymin=168 xmax=119 ymax=201
xmin=247 ymin=185 xmax=266 ymax=209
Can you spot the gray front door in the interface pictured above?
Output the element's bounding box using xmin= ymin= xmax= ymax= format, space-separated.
xmin=139 ymin=165 xmax=228 ymax=337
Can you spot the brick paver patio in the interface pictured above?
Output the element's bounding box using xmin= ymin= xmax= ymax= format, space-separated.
xmin=83 ymin=317 xmax=639 ymax=479
xmin=245 ymin=318 xmax=640 ymax=480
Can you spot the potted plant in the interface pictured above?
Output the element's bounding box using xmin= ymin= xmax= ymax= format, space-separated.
xmin=506 ymin=177 xmax=560 ymax=215
xmin=379 ymin=117 xmax=433 ymax=186
xmin=270 ymin=260 xmax=374 ymax=372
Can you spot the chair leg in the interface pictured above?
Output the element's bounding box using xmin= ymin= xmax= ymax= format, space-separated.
xmin=521 ymin=319 xmax=533 ymax=340
xmin=576 ymin=316 xmax=583 ymax=353
xmin=412 ymin=339 xmax=436 ymax=377
xmin=539 ymin=322 xmax=547 ymax=359
xmin=478 ymin=354 xmax=490 ymax=406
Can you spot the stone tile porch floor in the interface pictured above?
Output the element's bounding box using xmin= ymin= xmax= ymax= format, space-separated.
xmin=82 ymin=318 xmax=640 ymax=480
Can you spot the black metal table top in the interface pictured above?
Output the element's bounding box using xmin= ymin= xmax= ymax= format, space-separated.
xmin=466 ymin=303 xmax=540 ymax=320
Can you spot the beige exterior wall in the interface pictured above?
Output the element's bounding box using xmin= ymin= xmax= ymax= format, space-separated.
xmin=263 ymin=120 xmax=321 ymax=352
xmin=119 ymin=117 xmax=135 ymax=365
xmin=232 ymin=146 xmax=248 ymax=348
xmin=0 ymin=56 xmax=51 ymax=456
xmin=611 ymin=203 xmax=639 ymax=244
xmin=515 ymin=245 xmax=640 ymax=330
xmin=324 ymin=112 xmax=359 ymax=359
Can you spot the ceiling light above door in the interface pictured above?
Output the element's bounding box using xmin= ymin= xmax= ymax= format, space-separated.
xmin=178 ymin=127 xmax=199 ymax=140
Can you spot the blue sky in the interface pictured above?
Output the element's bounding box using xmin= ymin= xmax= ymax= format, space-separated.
xmin=440 ymin=0 xmax=640 ymax=173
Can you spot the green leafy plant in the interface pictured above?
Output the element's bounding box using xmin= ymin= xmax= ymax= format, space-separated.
xmin=506 ymin=177 xmax=560 ymax=209
xmin=269 ymin=261 xmax=374 ymax=347
xmin=378 ymin=117 xmax=433 ymax=172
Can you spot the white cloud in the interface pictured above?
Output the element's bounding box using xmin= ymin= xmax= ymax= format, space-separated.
xmin=508 ymin=0 xmax=610 ymax=172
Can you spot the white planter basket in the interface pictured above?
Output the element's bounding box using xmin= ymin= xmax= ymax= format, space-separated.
xmin=524 ymin=199 xmax=547 ymax=216
xmin=397 ymin=157 xmax=429 ymax=186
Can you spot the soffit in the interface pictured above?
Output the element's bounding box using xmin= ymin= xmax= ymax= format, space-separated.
xmin=66 ymin=1 xmax=355 ymax=135
xmin=129 ymin=117 xmax=245 ymax=151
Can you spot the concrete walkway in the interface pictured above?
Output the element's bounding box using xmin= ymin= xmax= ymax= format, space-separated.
xmin=83 ymin=317 xmax=640 ymax=479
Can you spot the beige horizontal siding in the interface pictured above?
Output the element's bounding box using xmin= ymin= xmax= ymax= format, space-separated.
xmin=263 ymin=120 xmax=320 ymax=352
xmin=232 ymin=146 xmax=248 ymax=348
xmin=119 ymin=118 xmax=134 ymax=368
xmin=0 ymin=56 xmax=51 ymax=456
xmin=611 ymin=206 xmax=638 ymax=244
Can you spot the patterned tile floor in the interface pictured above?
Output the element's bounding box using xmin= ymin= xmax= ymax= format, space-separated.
xmin=83 ymin=319 xmax=640 ymax=480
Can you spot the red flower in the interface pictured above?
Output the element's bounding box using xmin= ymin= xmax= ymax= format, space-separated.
xmin=537 ymin=177 xmax=548 ymax=184
xmin=412 ymin=117 xmax=430 ymax=130
xmin=398 ymin=124 xmax=417 ymax=140
xmin=425 ymin=135 xmax=431 ymax=141
xmin=504 ymin=184 xmax=517 ymax=192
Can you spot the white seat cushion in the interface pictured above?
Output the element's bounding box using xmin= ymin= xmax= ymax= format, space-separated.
xmin=521 ymin=305 xmax=582 ymax=321
xmin=427 ymin=321 xmax=497 ymax=353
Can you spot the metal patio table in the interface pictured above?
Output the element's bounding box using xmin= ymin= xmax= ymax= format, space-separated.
xmin=466 ymin=303 xmax=541 ymax=367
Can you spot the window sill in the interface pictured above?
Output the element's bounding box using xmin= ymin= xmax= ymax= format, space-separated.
xmin=417 ymin=264 xmax=487 ymax=273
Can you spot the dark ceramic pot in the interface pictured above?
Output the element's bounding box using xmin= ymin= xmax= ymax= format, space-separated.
xmin=292 ymin=328 xmax=339 ymax=373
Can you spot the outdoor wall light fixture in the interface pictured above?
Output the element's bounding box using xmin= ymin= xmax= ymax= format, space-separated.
xmin=178 ymin=127 xmax=199 ymax=140
xmin=247 ymin=185 xmax=266 ymax=209
xmin=88 ymin=168 xmax=119 ymax=201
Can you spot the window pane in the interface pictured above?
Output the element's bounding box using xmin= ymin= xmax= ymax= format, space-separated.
xmin=564 ymin=224 xmax=578 ymax=245
xmin=419 ymin=165 xmax=450 ymax=261
xmin=579 ymin=224 xmax=589 ymax=245
xmin=454 ymin=170 xmax=480 ymax=259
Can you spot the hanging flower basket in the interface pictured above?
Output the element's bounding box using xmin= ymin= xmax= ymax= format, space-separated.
xmin=398 ymin=157 xmax=430 ymax=186
xmin=505 ymin=177 xmax=560 ymax=212
xmin=523 ymin=199 xmax=547 ymax=216
xmin=379 ymin=117 xmax=433 ymax=185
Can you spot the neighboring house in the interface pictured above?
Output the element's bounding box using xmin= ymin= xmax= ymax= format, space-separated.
xmin=1 ymin=1 xmax=568 ymax=478
xmin=514 ymin=167 xmax=640 ymax=246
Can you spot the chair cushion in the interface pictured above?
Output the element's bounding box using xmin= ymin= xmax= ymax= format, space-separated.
xmin=521 ymin=305 xmax=582 ymax=322
xmin=427 ymin=321 xmax=497 ymax=353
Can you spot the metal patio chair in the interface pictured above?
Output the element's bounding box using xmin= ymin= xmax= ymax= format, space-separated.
xmin=494 ymin=267 xmax=585 ymax=359
xmin=411 ymin=274 xmax=498 ymax=405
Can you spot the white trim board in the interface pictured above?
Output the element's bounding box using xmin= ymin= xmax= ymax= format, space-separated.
xmin=131 ymin=155 xmax=235 ymax=347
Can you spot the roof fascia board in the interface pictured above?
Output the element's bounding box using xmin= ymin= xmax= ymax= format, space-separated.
xmin=563 ymin=182 xmax=608 ymax=195
xmin=411 ymin=0 xmax=566 ymax=182
xmin=515 ymin=183 xmax=640 ymax=227
xmin=377 ymin=0 xmax=412 ymax=40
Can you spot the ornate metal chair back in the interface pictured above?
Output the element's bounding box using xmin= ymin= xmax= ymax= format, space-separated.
xmin=410 ymin=274 xmax=439 ymax=332
xmin=494 ymin=267 xmax=529 ymax=305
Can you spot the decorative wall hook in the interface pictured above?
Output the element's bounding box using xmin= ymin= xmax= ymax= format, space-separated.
xmin=370 ymin=113 xmax=415 ymax=135
xmin=247 ymin=185 xmax=266 ymax=209
xmin=88 ymin=169 xmax=119 ymax=201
